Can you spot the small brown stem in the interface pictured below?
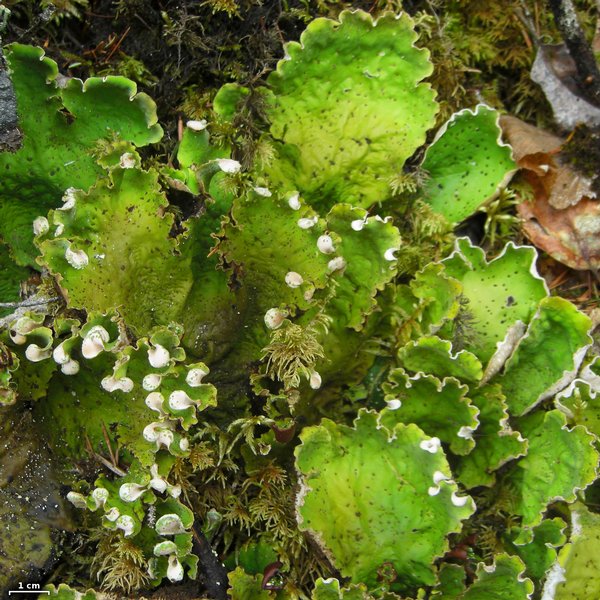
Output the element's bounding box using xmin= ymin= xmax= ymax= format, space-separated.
xmin=548 ymin=0 xmax=600 ymax=108
xmin=84 ymin=434 xmax=126 ymax=477
xmin=101 ymin=421 xmax=119 ymax=469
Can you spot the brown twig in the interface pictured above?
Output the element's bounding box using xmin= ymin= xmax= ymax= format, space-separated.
xmin=84 ymin=434 xmax=126 ymax=477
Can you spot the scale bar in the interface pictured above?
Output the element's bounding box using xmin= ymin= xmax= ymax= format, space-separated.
xmin=8 ymin=592 xmax=50 ymax=595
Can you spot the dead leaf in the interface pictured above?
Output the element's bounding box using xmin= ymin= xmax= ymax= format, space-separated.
xmin=500 ymin=115 xmax=561 ymax=176
xmin=501 ymin=115 xmax=600 ymax=270
xmin=501 ymin=115 xmax=595 ymax=209
xmin=518 ymin=179 xmax=600 ymax=270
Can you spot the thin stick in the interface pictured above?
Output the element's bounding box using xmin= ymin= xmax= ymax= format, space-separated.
xmin=101 ymin=421 xmax=118 ymax=468
xmin=85 ymin=434 xmax=126 ymax=477
xmin=0 ymin=296 xmax=59 ymax=308
xmin=548 ymin=0 xmax=600 ymax=107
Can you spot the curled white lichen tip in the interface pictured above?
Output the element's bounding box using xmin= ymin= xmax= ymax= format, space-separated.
xmin=143 ymin=422 xmax=175 ymax=449
xmin=419 ymin=437 xmax=441 ymax=454
xmin=61 ymin=359 xmax=80 ymax=375
xmin=216 ymin=158 xmax=241 ymax=174
xmin=428 ymin=485 xmax=441 ymax=496
xmin=385 ymin=398 xmax=402 ymax=410
xmin=54 ymin=223 xmax=64 ymax=237
xmin=254 ymin=186 xmax=272 ymax=197
xmin=285 ymin=271 xmax=303 ymax=288
xmin=433 ymin=470 xmax=450 ymax=485
xmin=169 ymin=390 xmax=195 ymax=411
xmin=145 ymin=392 xmax=166 ymax=414
xmin=167 ymin=554 xmax=184 ymax=582
xmin=155 ymin=513 xmax=186 ymax=536
xmin=154 ymin=541 xmax=178 ymax=556
xmin=91 ymin=487 xmax=109 ymax=509
xmin=298 ymin=216 xmax=318 ymax=229
xmin=65 ymin=245 xmax=89 ymax=269
xmin=351 ymin=218 xmax=367 ymax=231
xmin=186 ymin=119 xmax=207 ymax=131
xmin=143 ymin=421 xmax=161 ymax=441
xmin=457 ymin=426 xmax=475 ymax=440
xmin=119 ymin=153 xmax=136 ymax=169
xmin=451 ymin=492 xmax=469 ymax=507
xmin=10 ymin=332 xmax=26 ymax=345
xmin=179 ymin=438 xmax=190 ymax=452
xmin=156 ymin=428 xmax=175 ymax=450
xmin=317 ymin=234 xmax=336 ymax=254
xmin=149 ymin=468 xmax=168 ymax=494
xmin=384 ymin=247 xmax=399 ymax=261
xmin=143 ymin=373 xmax=162 ymax=391
xmin=309 ymin=370 xmax=322 ymax=390
xmin=116 ymin=515 xmax=136 ymax=537
xmin=148 ymin=343 xmax=170 ymax=368
xmin=52 ymin=343 xmax=69 ymax=365
xmin=328 ymin=257 xmax=346 ymax=272
xmin=59 ymin=187 xmax=78 ymax=211
xmin=66 ymin=491 xmax=87 ymax=509
xmin=81 ymin=326 xmax=110 ymax=359
xmin=105 ymin=507 xmax=120 ymax=522
xmin=264 ymin=308 xmax=287 ymax=330
xmin=119 ymin=482 xmax=148 ymax=502
xmin=101 ymin=375 xmax=134 ymax=394
xmin=25 ymin=344 xmax=51 ymax=362
xmin=287 ymin=192 xmax=301 ymax=210
xmin=11 ymin=316 xmax=43 ymax=344
xmin=186 ymin=367 xmax=209 ymax=387
xmin=33 ymin=216 xmax=49 ymax=236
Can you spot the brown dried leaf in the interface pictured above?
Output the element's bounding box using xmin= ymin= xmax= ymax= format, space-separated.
xmin=501 ymin=115 xmax=600 ymax=270
xmin=518 ymin=181 xmax=600 ymax=270
xmin=501 ymin=115 xmax=595 ymax=209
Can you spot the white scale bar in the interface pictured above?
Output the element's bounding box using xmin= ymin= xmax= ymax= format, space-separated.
xmin=8 ymin=592 xmax=50 ymax=595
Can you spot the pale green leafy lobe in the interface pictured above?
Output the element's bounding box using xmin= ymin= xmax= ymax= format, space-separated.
xmin=217 ymin=189 xmax=331 ymax=336
xmin=38 ymin=167 xmax=192 ymax=335
xmin=0 ymin=44 xmax=162 ymax=266
xmin=422 ymin=105 xmax=516 ymax=224
xmin=503 ymin=410 xmax=598 ymax=529
xmin=442 ymin=238 xmax=548 ymax=363
xmin=456 ymin=385 xmax=526 ymax=489
xmin=382 ymin=369 xmax=478 ymax=455
xmin=494 ymin=297 xmax=592 ymax=416
xmin=266 ymin=10 xmax=438 ymax=209
xmin=45 ymin=584 xmax=97 ymax=599
xmin=398 ymin=336 xmax=483 ymax=383
xmin=555 ymin=379 xmax=600 ymax=438
xmin=551 ymin=503 xmax=600 ymax=600
xmin=325 ymin=205 xmax=401 ymax=330
xmin=504 ymin=518 xmax=567 ymax=582
xmin=311 ymin=578 xmax=389 ymax=599
xmin=431 ymin=564 xmax=466 ymax=599
xmin=295 ymin=410 xmax=474 ymax=590
xmin=459 ymin=554 xmax=533 ymax=600
xmin=228 ymin=567 xmax=282 ymax=600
